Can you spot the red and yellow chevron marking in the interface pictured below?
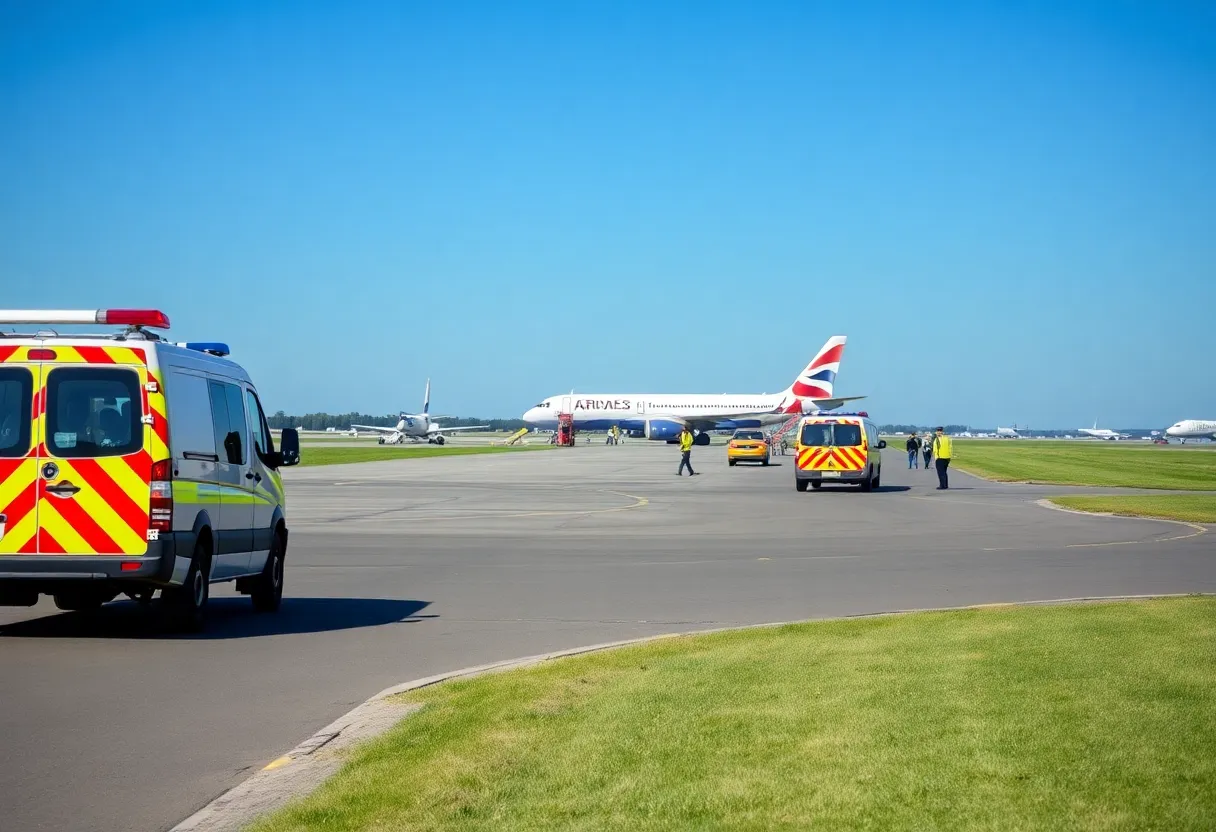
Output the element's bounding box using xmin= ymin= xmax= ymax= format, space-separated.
xmin=0 ymin=458 xmax=39 ymax=554
xmin=0 ymin=344 xmax=150 ymax=365
xmin=0 ymin=346 xmax=168 ymax=556
xmin=796 ymin=445 xmax=868 ymax=471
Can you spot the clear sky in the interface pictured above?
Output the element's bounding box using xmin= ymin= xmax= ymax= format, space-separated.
xmin=2 ymin=1 xmax=1214 ymax=428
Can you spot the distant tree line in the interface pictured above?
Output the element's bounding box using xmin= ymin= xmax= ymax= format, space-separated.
xmin=880 ymin=424 xmax=970 ymax=434
xmin=267 ymin=411 xmax=527 ymax=432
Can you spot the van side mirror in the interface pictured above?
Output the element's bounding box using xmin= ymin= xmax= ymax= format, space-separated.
xmin=878 ymin=440 xmax=887 ymax=449
xmin=278 ymin=428 xmax=301 ymax=467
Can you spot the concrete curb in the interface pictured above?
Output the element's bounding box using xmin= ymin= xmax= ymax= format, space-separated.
xmin=170 ymin=593 xmax=1211 ymax=832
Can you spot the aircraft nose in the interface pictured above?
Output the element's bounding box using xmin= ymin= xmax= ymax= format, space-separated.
xmin=522 ymin=407 xmax=539 ymax=423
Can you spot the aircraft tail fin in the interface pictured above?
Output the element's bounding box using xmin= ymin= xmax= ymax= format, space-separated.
xmin=423 ymin=378 xmax=431 ymax=414
xmin=787 ymin=335 xmax=847 ymax=400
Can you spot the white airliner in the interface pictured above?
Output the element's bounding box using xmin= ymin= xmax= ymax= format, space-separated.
xmin=995 ymin=425 xmax=1022 ymax=438
xmin=352 ymin=380 xmax=487 ymax=445
xmin=1078 ymin=421 xmax=1130 ymax=441
xmin=521 ymin=336 xmax=864 ymax=445
xmin=1165 ymin=419 xmax=1216 ymax=442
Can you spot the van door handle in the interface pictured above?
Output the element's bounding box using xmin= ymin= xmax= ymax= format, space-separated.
xmin=45 ymin=482 xmax=82 ymax=498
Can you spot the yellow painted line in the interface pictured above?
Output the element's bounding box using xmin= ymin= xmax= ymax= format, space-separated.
xmin=263 ymin=755 xmax=293 ymax=771
xmin=401 ymin=490 xmax=650 ymax=522
xmin=1065 ymin=526 xmax=1207 ymax=548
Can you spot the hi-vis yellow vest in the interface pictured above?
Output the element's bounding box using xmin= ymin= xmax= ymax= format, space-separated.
xmin=933 ymin=434 xmax=953 ymax=459
xmin=680 ymin=432 xmax=694 ymax=451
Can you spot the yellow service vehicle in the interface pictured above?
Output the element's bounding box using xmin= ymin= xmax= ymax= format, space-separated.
xmin=0 ymin=309 xmax=300 ymax=631
xmin=727 ymin=429 xmax=770 ymax=466
xmin=794 ymin=412 xmax=885 ymax=492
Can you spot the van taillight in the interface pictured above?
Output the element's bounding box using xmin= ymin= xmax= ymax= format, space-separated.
xmin=150 ymin=459 xmax=173 ymax=532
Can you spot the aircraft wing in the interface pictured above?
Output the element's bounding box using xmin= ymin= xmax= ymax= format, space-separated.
xmin=431 ymin=424 xmax=490 ymax=434
xmin=807 ymin=395 xmax=867 ymax=412
xmin=349 ymin=424 xmax=399 ymax=434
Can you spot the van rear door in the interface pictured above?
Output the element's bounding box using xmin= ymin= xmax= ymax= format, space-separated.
xmin=38 ymin=358 xmax=151 ymax=556
xmin=0 ymin=357 xmax=39 ymax=554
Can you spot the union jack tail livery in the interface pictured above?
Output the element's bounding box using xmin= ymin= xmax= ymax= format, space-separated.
xmin=789 ymin=335 xmax=846 ymax=400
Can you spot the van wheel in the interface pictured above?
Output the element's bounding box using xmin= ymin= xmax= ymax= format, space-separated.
xmin=729 ymin=459 xmax=736 ymax=466
xmin=251 ymin=531 xmax=286 ymax=613
xmin=165 ymin=538 xmax=211 ymax=632
xmin=811 ymin=481 xmax=822 ymax=489
xmin=762 ymin=457 xmax=770 ymax=466
xmin=796 ymin=479 xmax=808 ymax=492
xmin=873 ymin=471 xmax=881 ymax=489
xmin=860 ymin=468 xmax=874 ymax=492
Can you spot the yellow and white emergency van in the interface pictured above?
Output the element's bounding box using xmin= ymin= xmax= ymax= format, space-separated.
xmin=0 ymin=309 xmax=300 ymax=630
xmin=794 ymin=412 xmax=885 ymax=492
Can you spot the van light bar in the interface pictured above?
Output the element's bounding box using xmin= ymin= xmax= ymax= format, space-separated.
xmin=0 ymin=309 xmax=170 ymax=329
xmin=179 ymin=342 xmax=230 ymax=357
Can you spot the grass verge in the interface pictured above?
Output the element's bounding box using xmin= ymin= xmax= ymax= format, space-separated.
xmin=948 ymin=441 xmax=1216 ymax=490
xmin=298 ymin=444 xmax=554 ymax=467
xmin=1050 ymin=494 xmax=1216 ymax=524
xmin=253 ymin=598 xmax=1216 ymax=832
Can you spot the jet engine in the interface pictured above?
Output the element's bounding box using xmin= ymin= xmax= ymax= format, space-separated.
xmin=644 ymin=419 xmax=685 ymax=441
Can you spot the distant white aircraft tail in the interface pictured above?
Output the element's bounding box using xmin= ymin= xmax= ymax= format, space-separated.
xmin=423 ymin=378 xmax=431 ymax=415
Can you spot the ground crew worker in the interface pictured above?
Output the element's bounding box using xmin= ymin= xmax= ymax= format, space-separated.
xmin=932 ymin=426 xmax=953 ymax=489
xmin=677 ymin=426 xmax=698 ymax=476
xmin=905 ymin=432 xmax=920 ymax=468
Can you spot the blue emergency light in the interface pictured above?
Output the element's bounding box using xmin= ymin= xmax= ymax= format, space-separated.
xmin=181 ymin=342 xmax=231 ymax=357
xmin=824 ymin=411 xmax=868 ymax=418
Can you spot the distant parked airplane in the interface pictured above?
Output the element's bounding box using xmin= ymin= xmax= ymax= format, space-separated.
xmin=995 ymin=425 xmax=1022 ymax=439
xmin=521 ymin=336 xmax=864 ymax=445
xmin=1077 ymin=421 xmax=1129 ymax=441
xmin=352 ymin=380 xmax=487 ymax=445
xmin=1165 ymin=419 xmax=1216 ymax=443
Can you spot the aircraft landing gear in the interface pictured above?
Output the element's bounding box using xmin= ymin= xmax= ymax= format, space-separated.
xmin=435 ymin=435 xmax=445 ymax=446
xmin=694 ymin=432 xmax=711 ymax=447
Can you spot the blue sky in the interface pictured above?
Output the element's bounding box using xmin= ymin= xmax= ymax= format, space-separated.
xmin=2 ymin=1 xmax=1213 ymax=428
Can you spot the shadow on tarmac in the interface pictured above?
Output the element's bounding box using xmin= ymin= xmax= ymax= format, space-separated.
xmin=0 ymin=597 xmax=433 ymax=640
xmin=807 ymin=485 xmax=912 ymax=494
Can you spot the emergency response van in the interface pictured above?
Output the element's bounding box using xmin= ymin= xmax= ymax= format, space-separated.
xmin=0 ymin=309 xmax=300 ymax=630
xmin=794 ymin=412 xmax=885 ymax=492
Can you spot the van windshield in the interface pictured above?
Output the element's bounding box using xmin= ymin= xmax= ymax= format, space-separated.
xmin=799 ymin=423 xmax=863 ymax=447
xmin=46 ymin=367 xmax=143 ymax=458
xmin=0 ymin=367 xmax=33 ymax=458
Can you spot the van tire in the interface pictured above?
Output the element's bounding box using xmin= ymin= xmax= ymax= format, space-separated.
xmin=860 ymin=468 xmax=874 ymax=492
xmin=811 ymin=481 xmax=822 ymax=489
xmin=166 ymin=538 xmax=211 ymax=632
xmin=729 ymin=459 xmax=736 ymax=466
xmin=251 ymin=531 xmax=285 ymax=613
xmin=796 ymin=479 xmax=808 ymax=492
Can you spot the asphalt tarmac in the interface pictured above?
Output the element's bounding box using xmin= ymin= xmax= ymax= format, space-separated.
xmin=1 ymin=443 xmax=1212 ymax=832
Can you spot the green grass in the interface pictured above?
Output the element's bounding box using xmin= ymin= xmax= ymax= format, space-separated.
xmin=252 ymin=598 xmax=1216 ymax=832
xmin=297 ymin=444 xmax=554 ymax=467
xmin=1051 ymin=494 xmax=1216 ymax=524
xmin=947 ymin=440 xmax=1216 ymax=490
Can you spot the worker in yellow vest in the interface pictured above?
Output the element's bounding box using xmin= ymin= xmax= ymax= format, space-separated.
xmin=932 ymin=426 xmax=953 ymax=489
xmin=677 ymin=426 xmax=698 ymax=476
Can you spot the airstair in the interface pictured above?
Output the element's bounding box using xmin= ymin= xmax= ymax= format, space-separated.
xmin=769 ymin=413 xmax=802 ymax=449
xmin=501 ymin=427 xmax=530 ymax=446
